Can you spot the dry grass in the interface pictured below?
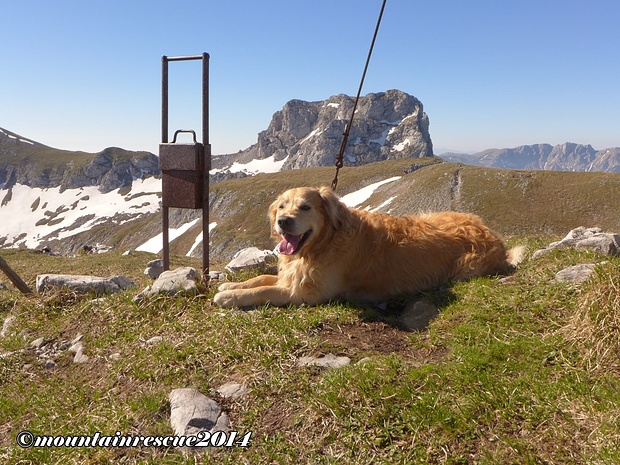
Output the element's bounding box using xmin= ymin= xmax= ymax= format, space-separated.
xmin=561 ymin=261 xmax=620 ymax=373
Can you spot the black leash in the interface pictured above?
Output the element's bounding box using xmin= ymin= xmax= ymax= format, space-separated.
xmin=331 ymin=0 xmax=388 ymax=191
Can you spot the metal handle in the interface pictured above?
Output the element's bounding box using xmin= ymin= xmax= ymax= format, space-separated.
xmin=171 ymin=130 xmax=197 ymax=144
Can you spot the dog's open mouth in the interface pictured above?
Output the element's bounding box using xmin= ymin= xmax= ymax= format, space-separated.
xmin=278 ymin=230 xmax=312 ymax=255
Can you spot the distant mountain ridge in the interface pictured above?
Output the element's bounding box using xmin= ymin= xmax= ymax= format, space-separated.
xmin=212 ymin=89 xmax=433 ymax=174
xmin=0 ymin=127 xmax=159 ymax=193
xmin=440 ymin=142 xmax=620 ymax=172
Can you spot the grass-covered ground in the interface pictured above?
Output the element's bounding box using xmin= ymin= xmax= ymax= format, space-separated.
xmin=0 ymin=239 xmax=619 ymax=464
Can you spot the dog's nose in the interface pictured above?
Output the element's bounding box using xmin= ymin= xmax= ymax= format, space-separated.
xmin=278 ymin=216 xmax=294 ymax=229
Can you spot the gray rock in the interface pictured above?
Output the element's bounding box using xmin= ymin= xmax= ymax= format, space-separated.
xmin=89 ymin=243 xmax=113 ymax=254
xmin=0 ymin=314 xmax=16 ymax=337
xmin=35 ymin=274 xmax=136 ymax=295
xmin=224 ymin=247 xmax=277 ymax=273
xmin=73 ymin=349 xmax=89 ymax=364
xmin=207 ymin=271 xmax=226 ymax=282
xmin=68 ymin=341 xmax=84 ymax=353
xmin=145 ymin=336 xmax=163 ymax=346
xmin=564 ymin=226 xmax=602 ymax=241
xmin=216 ymin=382 xmax=248 ymax=400
xmin=169 ymin=388 xmax=231 ymax=440
xmin=134 ymin=267 xmax=200 ymax=301
xmin=144 ymin=259 xmax=165 ymax=279
xmin=296 ymin=353 xmax=351 ymax=368
xmin=554 ymin=263 xmax=597 ymax=284
xmin=29 ymin=337 xmax=45 ymax=349
xmin=575 ymin=234 xmax=620 ymax=256
xmin=58 ymin=341 xmax=71 ymax=351
xmin=21 ymin=333 xmax=91 ymax=365
xmin=533 ymin=227 xmax=620 ymax=258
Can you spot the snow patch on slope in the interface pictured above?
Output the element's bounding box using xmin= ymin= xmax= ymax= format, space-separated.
xmin=136 ymin=218 xmax=200 ymax=254
xmin=186 ymin=222 xmax=218 ymax=257
xmin=340 ymin=177 xmax=401 ymax=208
xmin=0 ymin=177 xmax=161 ymax=249
xmin=228 ymin=155 xmax=289 ymax=175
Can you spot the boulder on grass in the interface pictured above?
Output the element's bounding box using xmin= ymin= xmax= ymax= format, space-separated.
xmin=225 ymin=247 xmax=278 ymax=273
xmin=144 ymin=259 xmax=165 ymax=279
xmin=533 ymin=227 xmax=620 ymax=258
xmin=134 ymin=267 xmax=200 ymax=301
xmin=36 ymin=274 xmax=135 ymax=295
xmin=554 ymin=263 xmax=598 ymax=284
xmin=169 ymin=388 xmax=231 ymax=441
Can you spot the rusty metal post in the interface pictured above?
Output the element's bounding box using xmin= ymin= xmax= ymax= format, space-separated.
xmin=159 ymin=53 xmax=211 ymax=277
xmin=161 ymin=55 xmax=170 ymax=271
xmin=201 ymin=52 xmax=210 ymax=277
xmin=0 ymin=255 xmax=33 ymax=295
xmin=162 ymin=55 xmax=169 ymax=144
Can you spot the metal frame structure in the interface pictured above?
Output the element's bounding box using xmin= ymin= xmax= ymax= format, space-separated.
xmin=160 ymin=53 xmax=211 ymax=276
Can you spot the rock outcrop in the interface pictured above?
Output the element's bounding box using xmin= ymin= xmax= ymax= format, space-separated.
xmin=224 ymin=247 xmax=278 ymax=273
xmin=554 ymin=263 xmax=598 ymax=284
xmin=134 ymin=267 xmax=201 ymax=302
xmin=169 ymin=388 xmax=231 ymax=441
xmin=532 ymin=227 xmax=620 ymax=258
xmin=213 ymin=90 xmax=433 ymax=173
xmin=36 ymin=274 xmax=136 ymax=294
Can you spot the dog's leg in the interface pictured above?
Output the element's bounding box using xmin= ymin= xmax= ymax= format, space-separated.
xmin=218 ymin=274 xmax=278 ymax=291
xmin=213 ymin=285 xmax=298 ymax=308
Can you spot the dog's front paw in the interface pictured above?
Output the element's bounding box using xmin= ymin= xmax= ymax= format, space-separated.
xmin=213 ymin=290 xmax=238 ymax=308
xmin=217 ymin=282 xmax=237 ymax=291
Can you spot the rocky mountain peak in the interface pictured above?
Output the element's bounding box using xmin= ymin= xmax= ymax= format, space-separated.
xmin=214 ymin=89 xmax=433 ymax=173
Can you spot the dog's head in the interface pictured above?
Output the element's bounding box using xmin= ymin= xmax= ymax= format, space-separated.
xmin=269 ymin=186 xmax=345 ymax=256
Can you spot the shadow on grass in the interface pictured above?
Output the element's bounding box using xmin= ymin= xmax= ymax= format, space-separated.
xmin=357 ymin=286 xmax=458 ymax=332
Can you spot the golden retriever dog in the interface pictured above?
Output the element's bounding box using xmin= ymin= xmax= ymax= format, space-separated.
xmin=213 ymin=186 xmax=523 ymax=308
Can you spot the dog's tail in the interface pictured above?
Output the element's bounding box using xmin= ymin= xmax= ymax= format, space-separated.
xmin=507 ymin=245 xmax=526 ymax=267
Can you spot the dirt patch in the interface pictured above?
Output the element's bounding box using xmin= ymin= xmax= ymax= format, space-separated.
xmin=314 ymin=321 xmax=447 ymax=363
xmin=258 ymin=321 xmax=449 ymax=437
xmin=260 ymin=400 xmax=297 ymax=435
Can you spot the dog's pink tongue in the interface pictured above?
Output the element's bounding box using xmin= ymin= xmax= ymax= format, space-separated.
xmin=278 ymin=234 xmax=301 ymax=255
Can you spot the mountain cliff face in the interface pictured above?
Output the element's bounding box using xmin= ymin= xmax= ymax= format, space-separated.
xmin=213 ymin=89 xmax=433 ymax=173
xmin=440 ymin=143 xmax=620 ymax=172
xmin=0 ymin=127 xmax=159 ymax=193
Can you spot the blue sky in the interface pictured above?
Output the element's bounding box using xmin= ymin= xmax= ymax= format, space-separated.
xmin=2 ymin=0 xmax=619 ymax=155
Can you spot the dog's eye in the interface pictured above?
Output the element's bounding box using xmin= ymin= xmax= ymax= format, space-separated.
xmin=278 ymin=204 xmax=285 ymax=209
xmin=299 ymin=204 xmax=311 ymax=211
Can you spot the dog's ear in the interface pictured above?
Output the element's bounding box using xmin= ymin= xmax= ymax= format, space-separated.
xmin=268 ymin=197 xmax=280 ymax=237
xmin=318 ymin=186 xmax=345 ymax=229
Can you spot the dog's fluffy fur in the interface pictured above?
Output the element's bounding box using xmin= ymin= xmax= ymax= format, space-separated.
xmin=214 ymin=186 xmax=523 ymax=308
